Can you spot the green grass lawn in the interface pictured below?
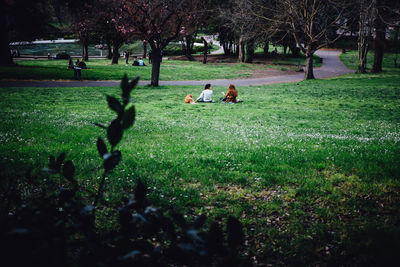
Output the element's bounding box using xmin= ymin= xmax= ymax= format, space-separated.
xmin=1 ymin=52 xmax=399 ymax=265
xmin=1 ymin=52 xmax=320 ymax=81
xmin=340 ymin=49 xmax=400 ymax=72
xmin=0 ymin=59 xmax=259 ymax=81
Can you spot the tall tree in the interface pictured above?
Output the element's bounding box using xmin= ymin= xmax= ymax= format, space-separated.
xmin=0 ymin=0 xmax=54 ymax=66
xmin=206 ymin=0 xmax=236 ymax=56
xmin=73 ymin=15 xmax=96 ymax=61
xmin=371 ymin=0 xmax=400 ymax=72
xmin=179 ymin=6 xmax=209 ymax=62
xmin=220 ymin=0 xmax=259 ymax=63
xmin=371 ymin=0 xmax=385 ymax=73
xmin=200 ymin=36 xmax=208 ymax=64
xmin=59 ymin=0 xmax=98 ymax=61
xmin=252 ymin=0 xmax=350 ymax=79
xmin=103 ymin=0 xmax=134 ymax=64
xmin=121 ymin=0 xmax=201 ymax=86
xmin=181 ymin=33 xmax=196 ymax=61
xmin=357 ymin=0 xmax=375 ymax=73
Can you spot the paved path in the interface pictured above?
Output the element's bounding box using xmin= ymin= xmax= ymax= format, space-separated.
xmin=0 ymin=50 xmax=353 ymax=88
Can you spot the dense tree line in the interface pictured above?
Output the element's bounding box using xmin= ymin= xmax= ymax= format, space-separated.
xmin=1 ymin=0 xmax=399 ymax=84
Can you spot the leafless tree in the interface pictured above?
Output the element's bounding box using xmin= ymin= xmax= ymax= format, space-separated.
xmin=251 ymin=0 xmax=351 ymax=79
xmin=121 ymin=0 xmax=202 ymax=86
xmin=219 ymin=0 xmax=260 ymax=63
xmin=357 ymin=0 xmax=375 ymax=73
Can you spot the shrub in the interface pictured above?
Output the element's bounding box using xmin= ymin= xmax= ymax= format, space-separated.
xmin=162 ymin=44 xmax=209 ymax=56
xmin=56 ymin=52 xmax=70 ymax=59
xmin=0 ymin=75 xmax=250 ymax=267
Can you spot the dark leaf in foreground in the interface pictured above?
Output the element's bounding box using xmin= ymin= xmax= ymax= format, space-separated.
xmin=207 ymin=222 xmax=224 ymax=253
xmin=134 ymin=180 xmax=147 ymax=205
xmin=120 ymin=74 xmax=129 ymax=97
xmin=62 ymin=160 xmax=75 ymax=180
xmin=104 ymin=150 xmax=121 ymax=171
xmin=107 ymin=95 xmax=123 ymax=115
xmin=59 ymin=187 xmax=74 ymax=203
xmin=194 ymin=215 xmax=207 ymax=228
xmin=107 ymin=119 xmax=123 ymax=147
xmin=80 ymin=205 xmax=95 ymax=215
xmin=56 ymin=152 xmax=66 ymax=170
xmin=227 ymin=216 xmax=244 ymax=249
xmin=160 ymin=217 xmax=176 ymax=241
xmin=122 ymin=75 xmax=139 ymax=104
xmin=49 ymin=155 xmax=56 ymax=169
xmin=122 ymin=105 xmax=135 ymax=129
xmin=128 ymin=76 xmax=140 ymax=91
xmin=171 ymin=213 xmax=188 ymax=229
xmin=96 ymin=137 xmax=108 ymax=158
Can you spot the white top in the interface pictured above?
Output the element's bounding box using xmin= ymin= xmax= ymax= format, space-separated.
xmin=197 ymin=89 xmax=213 ymax=102
xmin=138 ymin=59 xmax=144 ymax=66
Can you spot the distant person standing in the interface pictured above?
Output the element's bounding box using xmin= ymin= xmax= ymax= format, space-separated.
xmin=125 ymin=51 xmax=129 ymax=64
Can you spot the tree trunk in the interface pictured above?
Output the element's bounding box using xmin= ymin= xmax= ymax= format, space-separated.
xmin=82 ymin=40 xmax=89 ymax=61
xmin=220 ymin=36 xmax=230 ymax=55
xmin=143 ymin=40 xmax=147 ymax=59
xmin=222 ymin=40 xmax=232 ymax=55
xmin=245 ymin=39 xmax=255 ymax=63
xmin=357 ymin=28 xmax=369 ymax=73
xmin=0 ymin=25 xmax=13 ymax=66
xmin=305 ymin=50 xmax=315 ymax=79
xmin=184 ymin=34 xmax=195 ymax=61
xmin=238 ymin=35 xmax=245 ymax=63
xmin=201 ymin=37 xmax=208 ymax=64
xmin=107 ymin=40 xmax=113 ymax=60
xmin=372 ymin=5 xmax=385 ymax=73
xmin=289 ymin=42 xmax=299 ymax=57
xmin=358 ymin=38 xmax=369 ymax=73
xmin=150 ymin=46 xmax=161 ymax=86
xmin=111 ymin=39 xmax=122 ymax=64
xmin=394 ymin=26 xmax=399 ymax=67
xmin=219 ymin=42 xmax=230 ymax=56
xmin=357 ymin=0 xmax=372 ymax=74
xmin=263 ymin=41 xmax=269 ymax=55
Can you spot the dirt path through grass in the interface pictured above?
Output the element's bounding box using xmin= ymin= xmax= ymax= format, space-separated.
xmin=0 ymin=50 xmax=352 ymax=87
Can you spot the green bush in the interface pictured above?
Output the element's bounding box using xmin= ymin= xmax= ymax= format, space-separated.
xmin=162 ymin=44 xmax=207 ymax=56
xmin=55 ymin=52 xmax=70 ymax=59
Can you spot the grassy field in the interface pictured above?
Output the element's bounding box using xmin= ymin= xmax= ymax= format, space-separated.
xmin=1 ymin=52 xmax=399 ymax=265
xmin=0 ymin=59 xmax=257 ymax=80
xmin=0 ymin=53 xmax=319 ymax=81
xmin=340 ymin=49 xmax=399 ymax=72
